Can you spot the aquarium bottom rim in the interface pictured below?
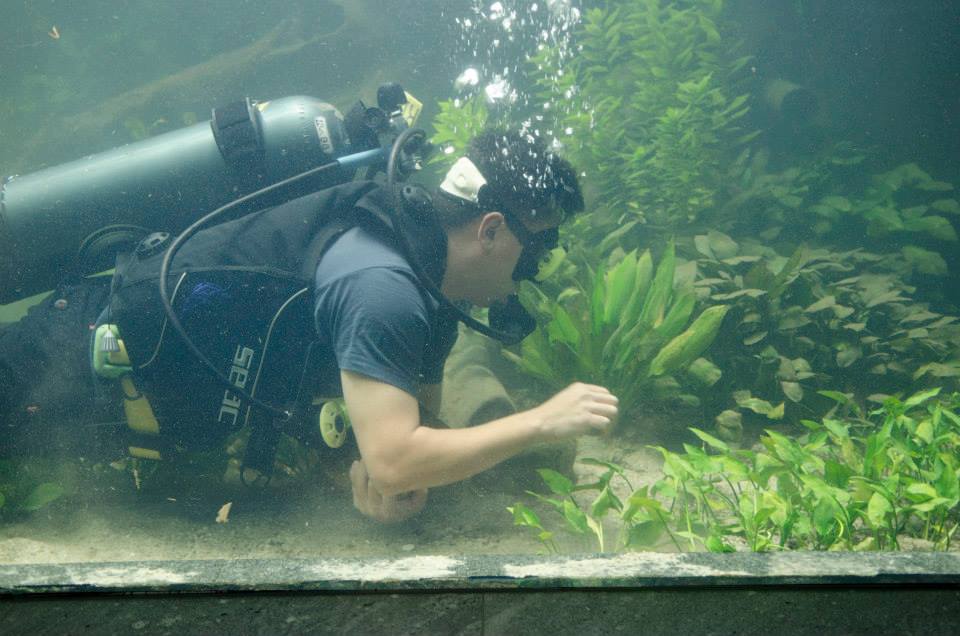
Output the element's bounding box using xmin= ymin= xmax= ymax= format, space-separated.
xmin=2 ymin=551 xmax=960 ymax=595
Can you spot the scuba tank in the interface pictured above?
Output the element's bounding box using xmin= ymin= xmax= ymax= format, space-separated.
xmin=0 ymin=94 xmax=386 ymax=304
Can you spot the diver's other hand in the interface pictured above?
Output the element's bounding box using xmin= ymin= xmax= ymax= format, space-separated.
xmin=350 ymin=459 xmax=428 ymax=524
xmin=533 ymin=382 xmax=618 ymax=441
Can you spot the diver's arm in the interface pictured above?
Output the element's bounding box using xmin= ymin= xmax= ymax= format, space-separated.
xmin=341 ymin=370 xmax=617 ymax=496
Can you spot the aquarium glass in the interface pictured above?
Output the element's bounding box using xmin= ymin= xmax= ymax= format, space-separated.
xmin=1 ymin=0 xmax=959 ymax=565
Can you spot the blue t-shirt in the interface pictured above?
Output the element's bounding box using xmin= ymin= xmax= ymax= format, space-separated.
xmin=313 ymin=225 xmax=459 ymax=397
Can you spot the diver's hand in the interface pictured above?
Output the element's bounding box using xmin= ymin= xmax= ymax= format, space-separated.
xmin=350 ymin=459 xmax=428 ymax=524
xmin=533 ymin=382 xmax=618 ymax=441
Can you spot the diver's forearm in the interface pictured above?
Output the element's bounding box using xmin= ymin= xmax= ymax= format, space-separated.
xmin=368 ymin=409 xmax=545 ymax=495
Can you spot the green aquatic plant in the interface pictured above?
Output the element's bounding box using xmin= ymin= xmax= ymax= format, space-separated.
xmin=649 ymin=389 xmax=960 ymax=551
xmin=429 ymin=95 xmax=489 ymax=171
xmin=0 ymin=458 xmax=70 ymax=514
xmin=534 ymin=0 xmax=756 ymax=239
xmin=503 ymin=242 xmax=728 ymax=420
xmin=508 ymin=459 xmax=643 ymax=553
xmin=511 ymin=388 xmax=960 ymax=553
xmin=809 ymin=163 xmax=957 ymax=245
xmin=724 ymin=149 xmax=957 ymax=262
xmin=688 ymin=233 xmax=960 ymax=430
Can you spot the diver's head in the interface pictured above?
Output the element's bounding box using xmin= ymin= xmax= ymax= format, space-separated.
xmin=435 ymin=128 xmax=583 ymax=306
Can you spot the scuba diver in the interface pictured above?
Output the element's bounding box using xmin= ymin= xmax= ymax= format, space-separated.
xmin=0 ymin=91 xmax=618 ymax=524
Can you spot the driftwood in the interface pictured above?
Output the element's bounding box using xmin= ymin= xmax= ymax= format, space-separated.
xmin=14 ymin=0 xmax=408 ymax=172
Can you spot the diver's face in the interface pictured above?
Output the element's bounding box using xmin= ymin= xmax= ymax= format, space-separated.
xmin=472 ymin=211 xmax=558 ymax=306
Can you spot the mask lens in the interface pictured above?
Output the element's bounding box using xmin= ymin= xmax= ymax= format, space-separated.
xmin=511 ymin=230 xmax=559 ymax=281
xmin=504 ymin=212 xmax=559 ymax=282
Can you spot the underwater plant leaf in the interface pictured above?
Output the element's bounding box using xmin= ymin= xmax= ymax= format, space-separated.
xmin=590 ymin=484 xmax=622 ymax=519
xmin=604 ymin=250 xmax=638 ymax=326
xmin=912 ymin=362 xmax=960 ymax=380
xmin=687 ymin=357 xmax=722 ymax=387
xmin=804 ymin=295 xmax=836 ymax=313
xmin=562 ymin=500 xmax=590 ymax=535
xmin=535 ymin=247 xmax=568 ymax=282
xmin=864 ymin=290 xmax=908 ymax=308
xmin=733 ymin=391 xmax=774 ymax=416
xmin=811 ymin=204 xmax=839 ymax=220
xmin=721 ymin=256 xmax=762 ymax=266
xmin=508 ymin=502 xmax=543 ymax=528
xmin=916 ymin=180 xmax=954 ymax=192
xmin=832 ymin=305 xmax=856 ymax=320
xmin=904 ymin=387 xmax=941 ymax=410
xmin=822 ymin=196 xmax=852 ymax=212
xmin=585 ymin=514 xmax=605 ymax=552
xmin=903 ymin=215 xmax=958 ymax=242
xmin=835 ymin=344 xmax=862 ymax=368
xmin=914 ymin=418 xmax=934 ymax=444
xmin=715 ymin=410 xmax=743 ymax=441
xmin=598 ymin=220 xmax=639 ymax=252
xmin=638 ymin=241 xmax=676 ymax=332
xmin=689 ymin=427 xmax=730 ymax=452
xmin=768 ymin=246 xmax=808 ymax=300
xmin=781 ymin=381 xmax=804 ymax=403
xmin=831 ymin=155 xmax=866 ymax=166
xmin=712 ymin=289 xmax=766 ymax=301
xmin=621 ymin=249 xmax=655 ymax=328
xmin=648 ymin=305 xmax=729 ymax=376
xmin=743 ymin=331 xmax=767 ymax=346
xmin=578 ymin=458 xmax=628 ymax=477
xmin=653 ymin=289 xmax=696 ymax=342
xmin=901 ymin=246 xmax=949 ymax=276
xmin=931 ymin=199 xmax=960 ymax=215
xmin=723 ymin=94 xmax=750 ymax=116
xmin=548 ymin=305 xmax=582 ymax=348
xmin=626 ymin=520 xmax=665 ymax=548
xmin=20 ymin=482 xmax=65 ymax=512
xmin=734 ymin=130 xmax=763 ymax=145
xmin=706 ymin=230 xmax=739 ymax=260
xmin=674 ymin=261 xmax=699 ymax=289
xmin=694 ymin=234 xmax=715 ymax=259
xmin=537 ymin=469 xmax=574 ymax=496
xmin=768 ymin=402 xmax=786 ymax=420
xmin=866 ymin=492 xmax=892 ymax=528
xmin=590 ymin=263 xmax=606 ymax=337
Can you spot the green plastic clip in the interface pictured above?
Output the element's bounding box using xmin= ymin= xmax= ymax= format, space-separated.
xmin=92 ymin=324 xmax=132 ymax=379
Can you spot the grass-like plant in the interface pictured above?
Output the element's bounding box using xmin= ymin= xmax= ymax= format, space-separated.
xmin=510 ymin=388 xmax=960 ymax=553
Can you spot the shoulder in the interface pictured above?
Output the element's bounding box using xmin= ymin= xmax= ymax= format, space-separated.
xmin=315 ymin=264 xmax=430 ymax=330
xmin=315 ymin=223 xmax=412 ymax=284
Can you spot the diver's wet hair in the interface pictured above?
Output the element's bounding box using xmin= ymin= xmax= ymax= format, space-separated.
xmin=433 ymin=128 xmax=584 ymax=229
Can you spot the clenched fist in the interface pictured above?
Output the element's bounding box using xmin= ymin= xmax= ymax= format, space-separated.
xmin=350 ymin=459 xmax=428 ymax=524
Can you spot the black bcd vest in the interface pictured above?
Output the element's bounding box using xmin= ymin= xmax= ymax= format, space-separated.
xmin=106 ymin=181 xmax=448 ymax=472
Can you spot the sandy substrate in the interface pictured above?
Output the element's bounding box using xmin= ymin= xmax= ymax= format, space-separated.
xmin=0 ymin=433 xmax=667 ymax=565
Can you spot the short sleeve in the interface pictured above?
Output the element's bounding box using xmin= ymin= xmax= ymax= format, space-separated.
xmin=314 ymin=267 xmax=432 ymax=396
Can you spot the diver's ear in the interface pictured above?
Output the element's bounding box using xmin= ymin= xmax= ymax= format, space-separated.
xmin=477 ymin=212 xmax=504 ymax=250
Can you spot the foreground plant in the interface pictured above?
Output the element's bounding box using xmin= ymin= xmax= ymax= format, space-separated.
xmin=510 ymin=388 xmax=960 ymax=552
